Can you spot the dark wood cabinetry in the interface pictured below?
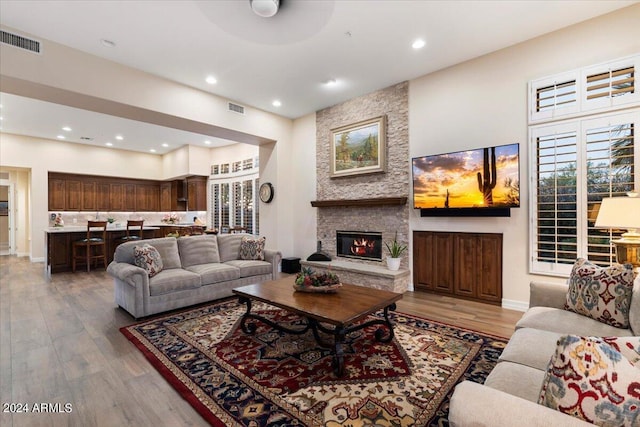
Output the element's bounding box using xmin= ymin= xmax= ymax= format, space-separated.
xmin=48 ymin=173 xmax=200 ymax=212
xmin=48 ymin=178 xmax=66 ymax=211
xmin=187 ymin=176 xmax=208 ymax=211
xmin=123 ymin=184 xmax=137 ymax=211
xmin=82 ymin=182 xmax=96 ymax=211
xmin=413 ymin=231 xmax=502 ymax=305
xmin=46 ymin=229 xmax=158 ymax=273
xmin=66 ymin=180 xmax=83 ymax=211
xmin=96 ymin=182 xmax=110 ymax=210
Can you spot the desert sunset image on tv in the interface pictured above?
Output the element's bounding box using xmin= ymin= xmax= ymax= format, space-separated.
xmin=412 ymin=143 xmax=520 ymax=209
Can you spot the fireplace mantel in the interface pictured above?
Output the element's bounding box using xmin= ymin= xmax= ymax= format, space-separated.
xmin=310 ymin=197 xmax=407 ymax=208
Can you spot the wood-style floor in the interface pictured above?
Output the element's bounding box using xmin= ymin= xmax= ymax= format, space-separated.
xmin=0 ymin=255 xmax=523 ymax=427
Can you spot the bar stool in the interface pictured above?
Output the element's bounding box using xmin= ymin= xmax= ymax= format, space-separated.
xmin=72 ymin=220 xmax=108 ymax=273
xmin=121 ymin=220 xmax=145 ymax=243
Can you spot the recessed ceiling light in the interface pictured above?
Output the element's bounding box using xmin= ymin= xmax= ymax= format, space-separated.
xmin=412 ymin=39 xmax=426 ymax=49
xmin=204 ymin=140 xmax=212 ymax=145
xmin=56 ymin=135 xmax=65 ymax=139
xmin=105 ymin=142 xmax=113 ymax=147
xmin=101 ymin=39 xmax=116 ymax=48
xmin=272 ymin=100 xmax=282 ymax=107
xmin=115 ymin=135 xmax=124 ymax=140
xmin=149 ymin=149 xmax=156 ymax=153
xmin=324 ymin=78 xmax=338 ymax=86
xmin=62 ymin=126 xmax=72 ymax=132
xmin=205 ymin=75 xmax=217 ymax=85
xmin=161 ymin=143 xmax=169 ymax=147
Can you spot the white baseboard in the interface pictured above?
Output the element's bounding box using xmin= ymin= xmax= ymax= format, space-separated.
xmin=502 ymin=299 xmax=529 ymax=312
xmin=30 ymin=256 xmax=45 ymax=263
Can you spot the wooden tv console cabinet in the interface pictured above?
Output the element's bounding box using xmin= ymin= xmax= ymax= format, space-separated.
xmin=413 ymin=231 xmax=502 ymax=305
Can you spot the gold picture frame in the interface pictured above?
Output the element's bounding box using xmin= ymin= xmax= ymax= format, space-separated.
xmin=330 ymin=115 xmax=386 ymax=178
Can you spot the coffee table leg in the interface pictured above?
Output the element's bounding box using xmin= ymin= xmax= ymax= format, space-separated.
xmin=238 ymin=296 xmax=257 ymax=334
xmin=374 ymin=303 xmax=397 ymax=343
xmin=333 ymin=327 xmax=346 ymax=377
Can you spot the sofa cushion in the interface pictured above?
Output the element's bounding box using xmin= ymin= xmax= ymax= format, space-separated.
xmin=224 ymin=259 xmax=272 ymax=278
xmin=538 ymin=335 xmax=640 ymax=427
xmin=133 ymin=244 xmax=163 ymax=277
xmin=148 ymin=269 xmax=201 ymax=296
xmin=185 ymin=263 xmax=240 ymax=285
xmin=113 ymin=237 xmax=182 ymax=269
xmin=516 ymin=306 xmax=634 ymax=337
xmin=564 ymin=258 xmax=634 ymax=329
xmin=177 ymin=235 xmax=220 ymax=267
xmin=239 ymin=236 xmax=265 ymax=260
xmin=499 ymin=328 xmax=563 ymax=371
xmin=484 ymin=361 xmax=546 ymax=403
xmin=218 ymin=233 xmax=252 ymax=262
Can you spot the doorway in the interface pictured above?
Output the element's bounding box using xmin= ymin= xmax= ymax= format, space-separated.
xmin=0 ymin=183 xmax=13 ymax=256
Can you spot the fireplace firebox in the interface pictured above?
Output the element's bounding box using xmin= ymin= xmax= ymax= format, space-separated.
xmin=336 ymin=231 xmax=383 ymax=261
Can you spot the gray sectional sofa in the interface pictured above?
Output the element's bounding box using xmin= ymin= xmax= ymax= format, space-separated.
xmin=107 ymin=233 xmax=282 ymax=318
xmin=449 ymin=276 xmax=640 ymax=427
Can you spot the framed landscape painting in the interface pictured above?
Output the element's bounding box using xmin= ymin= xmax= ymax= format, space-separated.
xmin=330 ymin=115 xmax=386 ymax=178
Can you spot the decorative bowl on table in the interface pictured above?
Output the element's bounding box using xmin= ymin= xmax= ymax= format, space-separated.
xmin=293 ymin=267 xmax=342 ymax=293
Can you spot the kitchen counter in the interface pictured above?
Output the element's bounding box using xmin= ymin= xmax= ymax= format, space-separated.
xmin=45 ymin=224 xmax=160 ymax=233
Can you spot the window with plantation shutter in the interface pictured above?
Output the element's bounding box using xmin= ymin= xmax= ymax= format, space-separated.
xmin=586 ymin=67 xmax=634 ymax=100
xmin=529 ymin=55 xmax=639 ymax=125
xmin=529 ymin=72 xmax=579 ymax=122
xmin=583 ymin=57 xmax=638 ymax=111
xmin=209 ymin=175 xmax=259 ymax=234
xmin=536 ymin=80 xmax=577 ymax=112
xmin=531 ymin=125 xmax=579 ymax=273
xmin=530 ymin=112 xmax=639 ymax=276
xmin=585 ymin=120 xmax=635 ymax=265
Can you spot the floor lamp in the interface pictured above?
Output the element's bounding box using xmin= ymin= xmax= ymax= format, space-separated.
xmin=595 ymin=194 xmax=640 ymax=272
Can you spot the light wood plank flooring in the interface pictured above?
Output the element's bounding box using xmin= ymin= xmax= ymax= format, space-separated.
xmin=0 ymin=255 xmax=523 ymax=427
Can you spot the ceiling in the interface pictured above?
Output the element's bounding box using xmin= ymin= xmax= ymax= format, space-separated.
xmin=0 ymin=0 xmax=636 ymax=154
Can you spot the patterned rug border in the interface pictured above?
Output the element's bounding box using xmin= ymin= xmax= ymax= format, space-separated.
xmin=120 ymin=298 xmax=509 ymax=426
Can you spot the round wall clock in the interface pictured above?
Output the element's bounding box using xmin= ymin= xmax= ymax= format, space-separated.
xmin=259 ymin=182 xmax=274 ymax=203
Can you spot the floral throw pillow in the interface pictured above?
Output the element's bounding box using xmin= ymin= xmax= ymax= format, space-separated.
xmin=538 ymin=335 xmax=640 ymax=427
xmin=564 ymin=258 xmax=634 ymax=329
xmin=133 ymin=244 xmax=163 ymax=277
xmin=239 ymin=236 xmax=265 ymax=261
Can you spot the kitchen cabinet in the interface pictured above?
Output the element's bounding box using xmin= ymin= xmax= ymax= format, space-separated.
xmin=96 ymin=182 xmax=110 ymax=210
xmin=48 ymin=178 xmax=66 ymax=211
xmin=82 ymin=182 xmax=96 ymax=211
xmin=187 ymin=176 xmax=208 ymax=211
xmin=66 ymin=180 xmax=83 ymax=211
xmin=123 ymin=184 xmax=137 ymax=211
xmin=413 ymin=231 xmax=502 ymax=305
xmin=110 ymin=183 xmax=124 ymax=211
xmin=137 ymin=184 xmax=159 ymax=211
xmin=48 ymin=172 xmax=205 ymax=212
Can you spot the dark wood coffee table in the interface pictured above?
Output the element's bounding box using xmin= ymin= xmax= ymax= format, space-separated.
xmin=233 ymin=277 xmax=403 ymax=376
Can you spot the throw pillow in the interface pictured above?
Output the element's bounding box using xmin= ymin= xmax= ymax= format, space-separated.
xmin=239 ymin=236 xmax=266 ymax=261
xmin=133 ymin=244 xmax=163 ymax=277
xmin=564 ymin=258 xmax=634 ymax=329
xmin=538 ymin=335 xmax=640 ymax=427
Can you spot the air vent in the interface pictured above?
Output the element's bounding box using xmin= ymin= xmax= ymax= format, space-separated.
xmin=80 ymin=136 xmax=94 ymax=141
xmin=228 ymin=102 xmax=245 ymax=115
xmin=1 ymin=30 xmax=41 ymax=54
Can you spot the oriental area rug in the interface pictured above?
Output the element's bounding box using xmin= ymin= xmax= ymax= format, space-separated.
xmin=121 ymin=299 xmax=508 ymax=426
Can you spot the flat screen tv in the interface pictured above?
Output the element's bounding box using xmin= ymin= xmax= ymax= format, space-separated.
xmin=412 ymin=143 xmax=520 ymax=216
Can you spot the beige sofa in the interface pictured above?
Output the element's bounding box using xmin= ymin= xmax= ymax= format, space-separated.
xmin=449 ymin=276 xmax=640 ymax=427
xmin=107 ymin=233 xmax=282 ymax=318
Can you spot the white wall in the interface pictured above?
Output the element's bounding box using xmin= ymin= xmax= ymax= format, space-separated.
xmin=408 ymin=5 xmax=640 ymax=307
xmin=210 ymin=143 xmax=259 ymax=164
xmin=291 ymin=113 xmax=318 ymax=259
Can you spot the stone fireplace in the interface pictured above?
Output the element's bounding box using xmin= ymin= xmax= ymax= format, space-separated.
xmin=307 ymin=81 xmax=410 ymax=292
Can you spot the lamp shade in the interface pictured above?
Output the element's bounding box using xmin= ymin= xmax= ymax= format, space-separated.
xmin=595 ymin=196 xmax=640 ymax=231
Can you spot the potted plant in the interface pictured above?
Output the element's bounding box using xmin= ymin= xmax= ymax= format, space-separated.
xmin=384 ymin=232 xmax=407 ymax=271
